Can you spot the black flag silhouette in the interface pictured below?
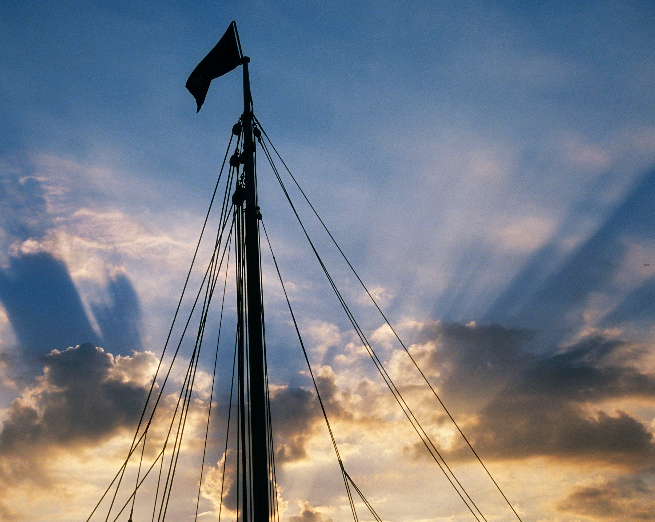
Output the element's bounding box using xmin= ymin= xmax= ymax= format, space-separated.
xmin=186 ymin=21 xmax=242 ymax=112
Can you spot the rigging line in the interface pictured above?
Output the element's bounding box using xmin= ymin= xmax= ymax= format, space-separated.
xmin=219 ymin=333 xmax=239 ymax=522
xmin=158 ymin=297 xmax=210 ymax=521
xmin=160 ymin=207 xmax=234 ymax=522
xmin=255 ymin=120 xmax=522 ymax=522
xmin=261 ymin=299 xmax=280 ymax=522
xmin=116 ymin=316 xmax=228 ymax=522
xmin=257 ymin=213 xmax=280 ymax=522
xmin=235 ymin=202 xmax=247 ymax=522
xmin=151 ymin=331 xmax=209 ymax=522
xmin=143 ymin=209 xmax=235 ymax=450
xmin=342 ymin=470 xmax=382 ymax=522
xmin=235 ymin=204 xmax=250 ymax=522
xmin=258 ymin=130 xmax=490 ymax=520
xmin=240 ymin=203 xmax=257 ymax=522
xmin=261 ymin=221 xmax=362 ymax=522
xmin=157 ymin=334 xmax=203 ymax=522
xmin=141 ymin=132 xmax=236 ymax=448
xmin=264 ymin=354 xmax=280 ymax=522
xmin=148 ymin=218 xmax=235 ymax=513
xmin=148 ymin=213 xmax=236 ymax=522
xmin=260 ymin=144 xmax=483 ymax=522
xmin=151 ymin=441 xmax=165 ymax=522
xmin=195 ymin=238 xmax=233 ymax=521
xmin=89 ymin=131 xmax=237 ymax=522
xmin=88 ymin=427 xmax=149 ymax=520
xmin=160 ymin=336 xmax=203 ymax=522
xmin=129 ymin=426 xmax=148 ymax=520
xmin=257 ymin=217 xmax=275 ymax=520
xmin=150 ymin=228 xmax=228 ymax=522
xmin=244 ymin=228 xmax=256 ymax=522
xmin=160 ymin=247 xmax=221 ymax=522
xmin=107 ymin=445 xmax=167 ymax=522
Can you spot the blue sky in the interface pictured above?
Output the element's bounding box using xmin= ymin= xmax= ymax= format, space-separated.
xmin=1 ymin=1 xmax=655 ymax=521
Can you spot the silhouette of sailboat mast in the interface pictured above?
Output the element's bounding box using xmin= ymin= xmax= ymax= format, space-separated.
xmin=87 ymin=21 xmax=523 ymax=522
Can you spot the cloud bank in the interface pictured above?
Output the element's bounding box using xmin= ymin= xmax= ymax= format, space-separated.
xmin=0 ymin=343 xmax=156 ymax=518
xmin=402 ymin=322 xmax=655 ymax=471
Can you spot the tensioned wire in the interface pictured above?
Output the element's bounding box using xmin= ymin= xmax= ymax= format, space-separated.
xmin=258 ymin=127 xmax=487 ymax=522
xmin=149 ymin=171 xmax=236 ymax=522
xmin=88 ymin=128 xmax=239 ymax=522
xmin=235 ymin=196 xmax=252 ymax=522
xmin=255 ymin=116 xmax=523 ymax=522
xmin=194 ymin=244 xmax=232 ymax=521
xmin=100 ymin=195 xmax=236 ymax=522
xmin=262 ymin=220 xmax=380 ymax=522
xmin=88 ymin=113 xmax=520 ymax=522
xmin=254 ymin=143 xmax=282 ymax=522
xmin=132 ymin=155 xmax=236 ymax=522
xmin=217 ymin=332 xmax=238 ymax=522
xmin=102 ymin=194 xmax=236 ymax=522
xmin=156 ymin=206 xmax=235 ymax=522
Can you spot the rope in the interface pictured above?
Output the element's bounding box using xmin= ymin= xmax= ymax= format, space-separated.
xmin=259 ymin=135 xmax=485 ymax=521
xmin=218 ymin=334 xmax=239 ymax=522
xmin=159 ymin=191 xmax=237 ymax=522
xmin=89 ymin=131 xmax=238 ymax=522
xmin=194 ymin=243 xmax=232 ymax=521
xmin=263 ymin=221 xmax=380 ymax=522
xmin=256 ymin=117 xmax=523 ymax=522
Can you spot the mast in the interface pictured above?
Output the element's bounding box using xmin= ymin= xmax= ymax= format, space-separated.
xmin=185 ymin=25 xmax=271 ymax=521
xmin=241 ymin=56 xmax=271 ymax=522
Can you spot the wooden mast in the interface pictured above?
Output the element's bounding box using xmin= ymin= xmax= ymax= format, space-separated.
xmin=240 ymin=56 xmax=271 ymax=522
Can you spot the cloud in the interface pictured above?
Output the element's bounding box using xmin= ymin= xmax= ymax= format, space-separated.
xmin=0 ymin=250 xmax=145 ymax=359
xmin=558 ymin=476 xmax=655 ymax=521
xmin=201 ymin=449 xmax=238 ymax=514
xmin=409 ymin=321 xmax=533 ymax=411
xmin=270 ymin=367 xmax=347 ymax=464
xmin=0 ymin=344 xmax=154 ymax=484
xmin=0 ymin=252 xmax=101 ymax=356
xmin=270 ymin=385 xmax=323 ymax=463
xmin=289 ymin=502 xmax=333 ymax=522
xmin=91 ymin=272 xmax=143 ymax=354
xmin=0 ymin=159 xmax=150 ymax=358
xmin=405 ymin=322 xmax=655 ymax=470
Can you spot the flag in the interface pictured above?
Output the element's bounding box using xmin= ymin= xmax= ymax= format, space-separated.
xmin=186 ymin=21 xmax=242 ymax=112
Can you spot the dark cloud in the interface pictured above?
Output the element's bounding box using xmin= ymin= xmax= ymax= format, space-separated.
xmin=410 ymin=322 xmax=655 ymax=470
xmin=558 ymin=476 xmax=655 ymax=521
xmin=471 ymin=398 xmax=655 ymax=468
xmin=270 ymin=386 xmax=322 ymax=462
xmin=516 ymin=339 xmax=655 ymax=401
xmin=414 ymin=322 xmax=533 ymax=411
xmin=92 ymin=272 xmax=143 ymax=355
xmin=0 ymin=253 xmax=101 ymax=356
xmin=0 ymin=343 xmax=149 ymax=473
xmin=269 ymin=369 xmax=346 ymax=464
xmin=0 ymin=250 xmax=144 ymax=359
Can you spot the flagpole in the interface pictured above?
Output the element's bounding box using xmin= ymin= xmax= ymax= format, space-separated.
xmin=241 ymin=55 xmax=271 ymax=522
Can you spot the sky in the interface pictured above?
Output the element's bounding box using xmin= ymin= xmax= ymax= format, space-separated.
xmin=1 ymin=1 xmax=655 ymax=521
